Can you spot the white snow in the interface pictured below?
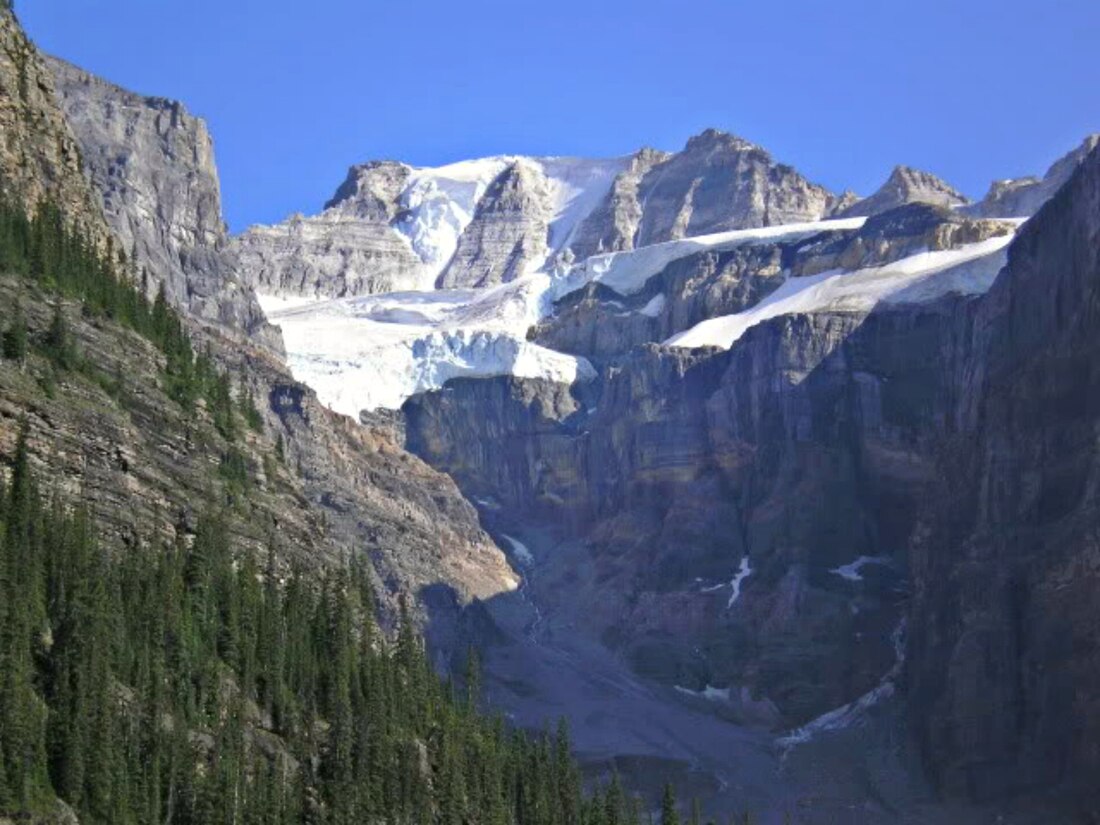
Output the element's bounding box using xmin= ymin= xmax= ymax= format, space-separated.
xmin=666 ymin=233 xmax=1016 ymax=350
xmin=830 ymin=555 xmax=891 ymax=582
xmin=266 ymin=283 xmax=595 ymax=414
xmin=394 ymin=157 xmax=511 ymax=286
xmin=557 ymin=218 xmax=867 ymax=299
xmin=500 ymin=534 xmax=534 ymax=566
xmin=675 ymin=684 xmax=731 ymax=702
xmin=391 ymin=155 xmax=626 ymax=286
xmin=638 ymin=293 xmax=666 ymax=317
xmin=728 ymin=555 xmax=753 ymax=608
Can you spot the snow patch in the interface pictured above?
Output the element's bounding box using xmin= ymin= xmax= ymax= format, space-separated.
xmin=675 ymin=684 xmax=731 ymax=702
xmin=558 ymin=217 xmax=867 ymax=299
xmin=500 ymin=534 xmax=534 ymax=566
xmin=830 ymin=555 xmax=891 ymax=582
xmin=638 ymin=293 xmax=666 ymax=317
xmin=728 ymin=555 xmax=753 ymax=608
xmin=666 ymin=234 xmax=1015 ymax=350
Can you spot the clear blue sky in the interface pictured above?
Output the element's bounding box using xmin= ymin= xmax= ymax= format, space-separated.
xmin=20 ymin=0 xmax=1100 ymax=233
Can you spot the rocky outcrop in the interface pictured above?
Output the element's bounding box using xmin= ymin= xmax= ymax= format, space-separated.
xmin=839 ymin=165 xmax=969 ymax=218
xmin=437 ymin=161 xmax=549 ymax=288
xmin=632 ymin=129 xmax=845 ymax=245
xmin=565 ymin=147 xmax=669 ymax=261
xmin=907 ymin=144 xmax=1100 ymax=810
xmin=0 ymin=13 xmax=109 ymax=246
xmin=966 ymin=134 xmax=1100 ymax=218
xmin=234 ymin=161 xmax=428 ymax=299
xmin=45 ymin=55 xmax=281 ymax=352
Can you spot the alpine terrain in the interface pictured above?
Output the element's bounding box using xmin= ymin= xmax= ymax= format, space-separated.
xmin=2 ymin=4 xmax=1100 ymax=824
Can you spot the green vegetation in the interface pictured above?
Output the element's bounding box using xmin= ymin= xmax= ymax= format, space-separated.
xmin=0 ymin=196 xmax=261 ymax=447
xmin=0 ymin=428 xmax=687 ymax=824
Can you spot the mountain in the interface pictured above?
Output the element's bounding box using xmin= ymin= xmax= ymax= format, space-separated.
xmin=6 ymin=5 xmax=1100 ymax=820
xmin=45 ymin=55 xmax=283 ymax=354
xmin=837 ymin=165 xmax=969 ymax=217
xmin=965 ymin=133 xmax=1100 ymax=218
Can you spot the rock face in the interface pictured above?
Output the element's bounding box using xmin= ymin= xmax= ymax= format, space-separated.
xmin=0 ymin=19 xmax=516 ymax=628
xmin=0 ymin=13 xmax=110 ymax=246
xmin=907 ymin=144 xmax=1100 ymax=808
xmin=534 ymin=204 xmax=1014 ymax=360
xmin=437 ymin=161 xmax=550 ymax=288
xmin=565 ymin=147 xmax=669 ymax=261
xmin=965 ymin=134 xmax=1100 ymax=218
xmin=632 ymin=129 xmax=845 ymax=245
xmin=234 ymin=130 xmax=852 ymax=301
xmin=839 ymin=165 xmax=969 ymax=217
xmin=45 ymin=55 xmax=281 ymax=352
xmin=234 ymin=161 xmax=427 ymax=298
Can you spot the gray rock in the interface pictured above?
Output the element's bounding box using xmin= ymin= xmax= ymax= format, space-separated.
xmin=565 ymin=147 xmax=669 ymax=261
xmin=632 ymin=129 xmax=844 ymax=245
xmin=838 ymin=165 xmax=969 ymax=217
xmin=965 ymin=134 xmax=1100 ymax=218
xmin=233 ymin=160 xmax=428 ymax=299
xmin=437 ymin=161 xmax=549 ymax=288
xmin=45 ymin=55 xmax=281 ymax=353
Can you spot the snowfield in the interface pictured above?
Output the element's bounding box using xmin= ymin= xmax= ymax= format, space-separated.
xmin=665 ymin=233 xmax=1016 ymax=350
xmin=262 ymin=193 xmax=1021 ymax=417
xmin=392 ymin=155 xmax=628 ymax=286
xmin=264 ymin=289 xmax=595 ymax=414
xmin=556 ymin=217 xmax=868 ymax=298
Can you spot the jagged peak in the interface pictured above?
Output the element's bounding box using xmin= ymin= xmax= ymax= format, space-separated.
xmin=682 ymin=127 xmax=761 ymax=155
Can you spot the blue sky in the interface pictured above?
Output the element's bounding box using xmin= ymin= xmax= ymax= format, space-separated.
xmin=21 ymin=0 xmax=1100 ymax=233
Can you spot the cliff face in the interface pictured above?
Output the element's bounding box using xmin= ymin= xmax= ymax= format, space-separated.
xmin=631 ymin=129 xmax=846 ymax=246
xmin=535 ymin=204 xmax=1013 ymax=361
xmin=0 ymin=18 xmax=517 ymax=630
xmin=402 ymin=149 xmax=1100 ymax=816
xmin=437 ymin=161 xmax=550 ymax=288
xmin=406 ymin=297 xmax=969 ymax=725
xmin=44 ymin=55 xmax=281 ymax=353
xmin=0 ymin=13 xmax=109 ymax=244
xmin=907 ymin=145 xmax=1100 ymax=807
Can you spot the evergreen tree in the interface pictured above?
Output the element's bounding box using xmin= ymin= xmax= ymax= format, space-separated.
xmin=661 ymin=783 xmax=680 ymax=825
xmin=2 ymin=299 xmax=27 ymax=362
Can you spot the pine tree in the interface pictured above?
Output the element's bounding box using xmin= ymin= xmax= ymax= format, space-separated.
xmin=2 ymin=299 xmax=27 ymax=362
xmin=661 ymin=783 xmax=680 ymax=825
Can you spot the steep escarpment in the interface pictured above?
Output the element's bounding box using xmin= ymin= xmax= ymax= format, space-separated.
xmin=407 ymin=295 xmax=975 ymax=726
xmin=907 ymin=144 xmax=1100 ymax=811
xmin=631 ymin=129 xmax=848 ymax=245
xmin=1 ymin=19 xmax=517 ymax=626
xmin=0 ymin=13 xmax=109 ymax=244
xmin=45 ymin=55 xmax=281 ymax=352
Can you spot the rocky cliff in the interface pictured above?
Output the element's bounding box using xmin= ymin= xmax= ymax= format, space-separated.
xmin=907 ymin=144 xmax=1100 ymax=810
xmin=965 ymin=134 xmax=1100 ymax=219
xmin=437 ymin=160 xmax=550 ymax=288
xmin=45 ymin=55 xmax=281 ymax=352
xmin=0 ymin=12 xmax=109 ymax=244
xmin=1 ymin=17 xmax=517 ymax=629
xmin=403 ymin=146 xmax=1100 ymax=817
xmin=838 ymin=165 xmax=969 ymax=218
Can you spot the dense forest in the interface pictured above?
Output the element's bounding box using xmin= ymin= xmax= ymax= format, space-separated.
xmin=0 ymin=195 xmax=729 ymax=823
